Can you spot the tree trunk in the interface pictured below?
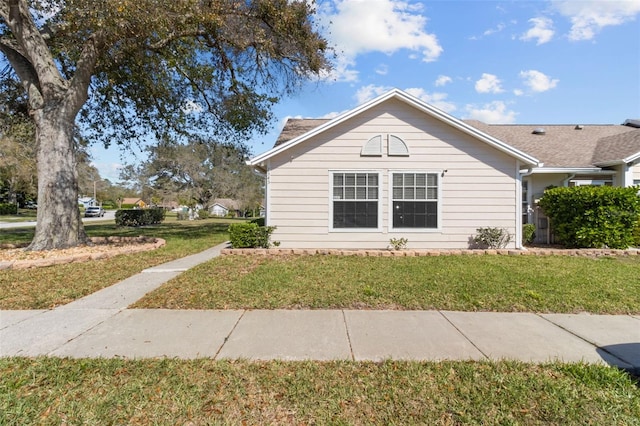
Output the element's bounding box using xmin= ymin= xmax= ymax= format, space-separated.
xmin=27 ymin=108 xmax=88 ymax=251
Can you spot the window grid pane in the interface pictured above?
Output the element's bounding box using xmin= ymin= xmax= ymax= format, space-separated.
xmin=392 ymin=172 xmax=438 ymax=229
xmin=333 ymin=172 xmax=380 ymax=229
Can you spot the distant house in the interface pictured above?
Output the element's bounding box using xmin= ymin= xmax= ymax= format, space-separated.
xmin=78 ymin=197 xmax=96 ymax=208
xmin=120 ymin=198 xmax=147 ymax=209
xmin=210 ymin=198 xmax=241 ymax=217
xmin=248 ymin=88 xmax=640 ymax=249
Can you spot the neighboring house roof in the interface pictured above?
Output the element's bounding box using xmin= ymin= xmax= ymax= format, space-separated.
xmin=466 ymin=121 xmax=640 ymax=169
xmin=212 ymin=198 xmax=241 ymax=210
xmin=258 ymin=91 xmax=640 ymax=172
xmin=249 ymin=89 xmax=540 ymax=168
xmin=122 ymin=198 xmax=145 ymax=205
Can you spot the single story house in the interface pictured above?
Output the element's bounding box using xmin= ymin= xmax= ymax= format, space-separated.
xmin=78 ymin=197 xmax=97 ymax=208
xmin=120 ymin=198 xmax=147 ymax=209
xmin=210 ymin=198 xmax=241 ymax=217
xmin=248 ymin=89 xmax=640 ymax=249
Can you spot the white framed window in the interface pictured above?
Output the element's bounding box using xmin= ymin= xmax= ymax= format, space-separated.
xmin=331 ymin=171 xmax=380 ymax=230
xmin=390 ymin=172 xmax=440 ymax=230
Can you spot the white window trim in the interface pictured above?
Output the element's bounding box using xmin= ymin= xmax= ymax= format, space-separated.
xmin=329 ymin=170 xmax=383 ymax=232
xmin=388 ymin=170 xmax=442 ymax=233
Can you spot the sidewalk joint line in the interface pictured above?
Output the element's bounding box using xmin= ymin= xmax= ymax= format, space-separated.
xmin=341 ymin=310 xmax=355 ymax=361
xmin=46 ymin=307 xmax=126 ymax=357
xmin=535 ymin=313 xmax=633 ymax=367
xmin=438 ymin=311 xmax=489 ymax=360
xmin=214 ymin=310 xmax=246 ymax=360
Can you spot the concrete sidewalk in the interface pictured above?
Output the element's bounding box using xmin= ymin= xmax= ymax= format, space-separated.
xmin=1 ymin=242 xmax=639 ymax=372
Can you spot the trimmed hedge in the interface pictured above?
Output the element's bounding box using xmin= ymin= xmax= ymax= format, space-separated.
xmin=115 ymin=208 xmax=165 ymax=227
xmin=228 ymin=222 xmax=275 ymax=248
xmin=539 ymin=186 xmax=640 ymax=249
xmin=0 ymin=203 xmax=18 ymax=215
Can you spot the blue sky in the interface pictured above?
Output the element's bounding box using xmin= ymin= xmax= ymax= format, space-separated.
xmin=92 ymin=0 xmax=640 ymax=181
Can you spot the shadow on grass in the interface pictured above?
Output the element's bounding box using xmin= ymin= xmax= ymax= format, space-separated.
xmin=0 ymin=219 xmax=234 ymax=245
xmin=597 ymin=343 xmax=640 ymax=384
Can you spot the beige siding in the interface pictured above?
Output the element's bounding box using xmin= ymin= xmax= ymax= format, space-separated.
xmin=266 ymin=99 xmax=520 ymax=249
xmin=634 ymin=164 xmax=640 ymax=183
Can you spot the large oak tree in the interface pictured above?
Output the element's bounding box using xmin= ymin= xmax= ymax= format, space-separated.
xmin=0 ymin=0 xmax=330 ymax=250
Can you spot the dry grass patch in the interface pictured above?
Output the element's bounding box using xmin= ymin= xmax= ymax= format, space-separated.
xmin=0 ymin=219 xmax=231 ymax=309
xmin=1 ymin=358 xmax=638 ymax=425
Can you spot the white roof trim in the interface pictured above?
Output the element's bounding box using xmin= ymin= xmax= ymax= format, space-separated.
xmin=248 ymin=89 xmax=540 ymax=167
xmin=526 ymin=167 xmax=616 ymax=175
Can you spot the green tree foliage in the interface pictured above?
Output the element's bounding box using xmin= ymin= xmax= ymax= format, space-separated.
xmin=539 ymin=186 xmax=640 ymax=249
xmin=0 ymin=0 xmax=330 ymax=250
xmin=133 ymin=138 xmax=263 ymax=212
xmin=0 ymin=79 xmax=37 ymax=204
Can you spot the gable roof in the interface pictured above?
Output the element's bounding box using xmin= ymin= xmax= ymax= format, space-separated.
xmin=212 ymin=198 xmax=241 ymax=210
xmin=248 ymin=89 xmax=540 ymax=168
xmin=466 ymin=121 xmax=640 ymax=169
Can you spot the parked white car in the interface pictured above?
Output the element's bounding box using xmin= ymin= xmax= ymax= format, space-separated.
xmin=84 ymin=206 xmax=105 ymax=217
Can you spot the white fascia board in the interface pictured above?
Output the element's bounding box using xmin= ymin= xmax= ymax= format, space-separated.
xmin=525 ymin=167 xmax=616 ymax=174
xmin=247 ymin=88 xmax=540 ymax=167
xmin=247 ymin=91 xmax=399 ymax=166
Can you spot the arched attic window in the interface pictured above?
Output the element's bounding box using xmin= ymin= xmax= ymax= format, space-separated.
xmin=388 ymin=134 xmax=409 ymax=156
xmin=361 ymin=135 xmax=382 ymax=156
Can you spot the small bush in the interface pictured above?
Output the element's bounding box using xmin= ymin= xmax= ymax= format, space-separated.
xmin=115 ymin=208 xmax=165 ymax=227
xmin=228 ymin=222 xmax=276 ymax=248
xmin=522 ymin=223 xmax=536 ymax=245
xmin=389 ymin=237 xmax=408 ymax=250
xmin=539 ymin=186 xmax=640 ymax=249
xmin=250 ymin=217 xmax=265 ymax=227
xmin=0 ymin=203 xmax=18 ymax=215
xmin=198 ymin=209 xmax=210 ymax=220
xmin=473 ymin=227 xmax=511 ymax=249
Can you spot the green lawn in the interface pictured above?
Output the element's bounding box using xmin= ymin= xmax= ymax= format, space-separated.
xmin=0 ymin=219 xmax=233 ymax=310
xmin=1 ymin=358 xmax=638 ymax=425
xmin=134 ymin=254 xmax=640 ymax=314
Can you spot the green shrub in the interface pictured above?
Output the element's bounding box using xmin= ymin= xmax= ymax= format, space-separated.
xmin=228 ymin=222 xmax=276 ymax=248
xmin=522 ymin=223 xmax=536 ymax=245
xmin=0 ymin=203 xmax=18 ymax=215
xmin=198 ymin=209 xmax=210 ymax=219
xmin=633 ymin=218 xmax=640 ymax=248
xmin=473 ymin=227 xmax=511 ymax=249
xmin=538 ymin=186 xmax=640 ymax=249
xmin=115 ymin=208 xmax=165 ymax=227
xmin=250 ymin=217 xmax=265 ymax=226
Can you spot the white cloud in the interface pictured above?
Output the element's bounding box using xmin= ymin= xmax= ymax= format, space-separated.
xmin=354 ymin=84 xmax=392 ymax=104
xmin=319 ymin=56 xmax=359 ymax=83
xmin=353 ymin=85 xmax=456 ymax=113
xmin=182 ymin=99 xmax=204 ymax=113
xmin=552 ymin=0 xmax=640 ymax=41
xmin=91 ymin=161 xmax=123 ymax=182
xmin=513 ymin=89 xmax=524 ymax=96
xmin=404 ymin=87 xmax=456 ymax=113
xmin=375 ymin=64 xmax=389 ymax=75
xmin=465 ymin=101 xmax=517 ymax=124
xmin=320 ymin=0 xmax=443 ymax=75
xmin=484 ymin=22 xmax=506 ymax=36
xmin=435 ymin=75 xmax=452 ymax=87
xmin=475 ymin=73 xmax=504 ymax=94
xmin=520 ymin=17 xmax=554 ymax=45
xmin=519 ymin=70 xmax=559 ymax=92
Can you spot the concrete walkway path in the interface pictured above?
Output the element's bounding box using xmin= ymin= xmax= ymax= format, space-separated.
xmin=1 ymin=242 xmax=639 ymax=373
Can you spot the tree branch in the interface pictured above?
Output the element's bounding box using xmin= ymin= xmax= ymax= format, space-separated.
xmin=0 ymin=41 xmax=43 ymax=109
xmin=4 ymin=0 xmax=66 ymax=95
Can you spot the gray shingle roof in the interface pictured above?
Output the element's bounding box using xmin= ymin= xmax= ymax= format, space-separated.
xmin=274 ymin=118 xmax=640 ymax=168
